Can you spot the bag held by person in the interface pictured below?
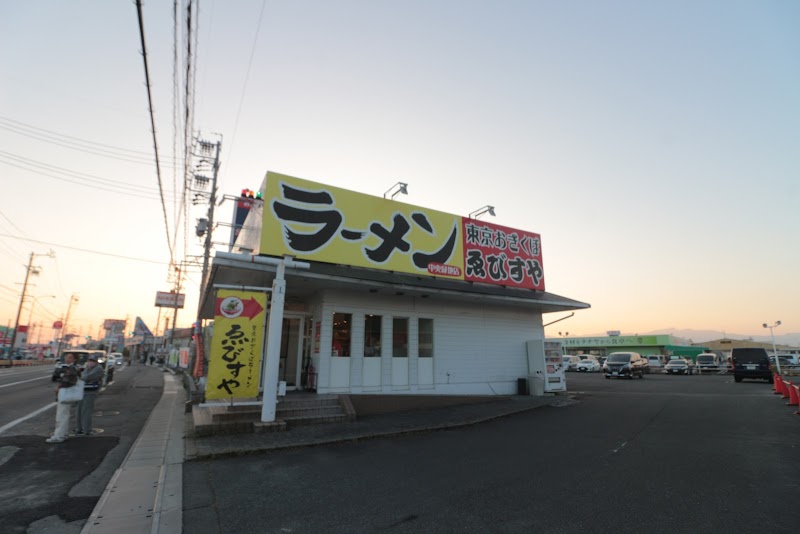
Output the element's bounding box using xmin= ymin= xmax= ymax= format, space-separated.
xmin=58 ymin=380 xmax=85 ymax=403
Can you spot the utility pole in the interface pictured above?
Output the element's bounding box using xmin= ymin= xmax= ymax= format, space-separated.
xmin=192 ymin=136 xmax=222 ymax=376
xmin=10 ymin=251 xmax=54 ymax=354
xmin=56 ymin=294 xmax=79 ymax=358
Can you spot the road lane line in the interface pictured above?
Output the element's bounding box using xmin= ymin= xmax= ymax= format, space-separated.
xmin=0 ymin=402 xmax=56 ymax=435
xmin=0 ymin=375 xmax=50 ymax=389
xmin=612 ymin=441 xmax=628 ymax=453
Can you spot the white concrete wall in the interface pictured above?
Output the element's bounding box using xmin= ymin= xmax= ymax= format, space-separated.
xmin=313 ymin=289 xmax=544 ymax=396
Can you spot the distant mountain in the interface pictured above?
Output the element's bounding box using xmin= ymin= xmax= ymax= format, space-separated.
xmin=574 ymin=328 xmax=800 ymax=347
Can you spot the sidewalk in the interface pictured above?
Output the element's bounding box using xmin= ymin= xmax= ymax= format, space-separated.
xmin=81 ymin=371 xmax=186 ymax=534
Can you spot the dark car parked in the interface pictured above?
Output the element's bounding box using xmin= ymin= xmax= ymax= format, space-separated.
xmin=732 ymin=348 xmax=773 ymax=383
xmin=603 ymin=352 xmax=646 ymax=379
xmin=664 ymin=358 xmax=693 ymax=375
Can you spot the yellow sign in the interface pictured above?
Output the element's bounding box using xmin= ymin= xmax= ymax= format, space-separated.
xmin=206 ymin=289 xmax=267 ymax=400
xmin=261 ymin=172 xmax=464 ymax=277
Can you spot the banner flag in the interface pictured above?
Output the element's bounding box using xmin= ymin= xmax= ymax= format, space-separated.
xmin=206 ymin=289 xmax=268 ymax=400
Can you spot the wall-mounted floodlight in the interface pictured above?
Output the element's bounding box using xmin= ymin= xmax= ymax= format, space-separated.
xmin=468 ymin=205 xmax=496 ymax=219
xmin=383 ymin=182 xmax=408 ymax=199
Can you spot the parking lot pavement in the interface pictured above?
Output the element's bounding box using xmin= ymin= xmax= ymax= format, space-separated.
xmin=183 ymin=370 xmax=799 ymax=534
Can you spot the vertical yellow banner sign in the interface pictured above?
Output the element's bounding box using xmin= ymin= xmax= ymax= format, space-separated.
xmin=206 ymin=289 xmax=268 ymax=400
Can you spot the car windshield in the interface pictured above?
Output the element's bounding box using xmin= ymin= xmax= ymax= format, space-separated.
xmin=607 ymin=354 xmax=631 ymax=363
xmin=667 ymin=360 xmax=684 ymax=365
xmin=697 ymin=356 xmax=714 ymax=362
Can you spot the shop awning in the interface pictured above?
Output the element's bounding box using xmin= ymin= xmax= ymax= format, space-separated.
xmin=199 ymin=252 xmax=590 ymax=319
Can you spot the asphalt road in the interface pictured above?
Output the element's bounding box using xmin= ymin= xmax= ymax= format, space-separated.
xmin=184 ymin=371 xmax=800 ymax=534
xmin=0 ymin=365 xmax=55 ymax=429
xmin=0 ymin=362 xmax=165 ymax=534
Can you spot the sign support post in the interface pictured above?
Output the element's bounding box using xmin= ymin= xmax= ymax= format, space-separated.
xmin=261 ymin=260 xmax=286 ymax=423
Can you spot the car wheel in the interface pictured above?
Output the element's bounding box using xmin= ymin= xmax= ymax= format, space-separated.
xmin=734 ymin=376 xmax=742 ymax=383
xmin=604 ymin=375 xmax=609 ymax=379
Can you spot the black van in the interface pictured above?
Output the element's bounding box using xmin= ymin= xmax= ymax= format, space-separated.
xmin=731 ymin=348 xmax=773 ymax=383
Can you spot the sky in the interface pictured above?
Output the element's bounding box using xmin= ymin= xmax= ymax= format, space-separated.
xmin=1 ymin=0 xmax=798 ymax=345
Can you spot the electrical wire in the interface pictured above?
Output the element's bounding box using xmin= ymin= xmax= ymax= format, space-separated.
xmin=0 ymin=115 xmax=176 ymax=161
xmin=135 ymin=0 xmax=175 ymax=267
xmin=219 ymin=0 xmax=266 ymax=192
xmin=0 ymin=121 xmax=175 ymax=166
xmin=0 ymin=150 xmax=175 ymax=199
xmin=0 ymin=157 xmax=174 ymax=201
xmin=0 ymin=233 xmax=170 ymax=265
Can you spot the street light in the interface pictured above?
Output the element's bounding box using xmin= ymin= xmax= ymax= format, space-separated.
xmin=383 ymin=182 xmax=408 ymax=200
xmin=763 ymin=320 xmax=782 ymax=375
xmin=468 ymin=205 xmax=496 ymax=219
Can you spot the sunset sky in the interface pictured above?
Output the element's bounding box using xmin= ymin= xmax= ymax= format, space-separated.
xmin=1 ymin=1 xmax=797 ymax=345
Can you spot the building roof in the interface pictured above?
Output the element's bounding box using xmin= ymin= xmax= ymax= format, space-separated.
xmin=199 ymin=252 xmax=590 ymax=319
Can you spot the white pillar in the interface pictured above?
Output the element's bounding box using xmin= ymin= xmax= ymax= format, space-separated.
xmin=261 ymin=261 xmax=286 ymax=422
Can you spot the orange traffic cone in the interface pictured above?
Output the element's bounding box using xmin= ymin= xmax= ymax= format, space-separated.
xmin=787 ymin=381 xmax=799 ymax=407
xmin=773 ymin=374 xmax=782 ymax=394
xmin=781 ymin=380 xmax=791 ymax=399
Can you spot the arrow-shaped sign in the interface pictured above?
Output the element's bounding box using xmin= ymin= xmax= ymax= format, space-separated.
xmin=215 ymin=296 xmax=264 ymax=320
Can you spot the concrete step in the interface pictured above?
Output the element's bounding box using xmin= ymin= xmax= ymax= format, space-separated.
xmin=282 ymin=413 xmax=350 ymax=427
xmin=277 ymin=405 xmax=346 ymax=418
xmin=276 ymin=397 xmax=341 ymax=410
xmin=194 ymin=419 xmax=254 ymax=437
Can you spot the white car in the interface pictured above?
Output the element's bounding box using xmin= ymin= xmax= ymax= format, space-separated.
xmin=109 ymin=352 xmax=124 ymax=367
xmin=576 ymin=358 xmax=601 ymax=372
xmin=562 ymin=355 xmax=581 ymax=371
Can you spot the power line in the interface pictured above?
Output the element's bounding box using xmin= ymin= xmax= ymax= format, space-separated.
xmin=0 ymin=150 xmax=176 ymax=199
xmin=0 ymin=157 xmax=174 ymax=201
xmin=135 ymin=0 xmax=175 ymax=266
xmin=0 ymin=121 xmax=176 ymax=166
xmin=219 ymin=0 xmax=266 ymax=192
xmin=0 ymin=233 xmax=169 ymax=265
xmin=0 ymin=115 xmax=176 ymax=160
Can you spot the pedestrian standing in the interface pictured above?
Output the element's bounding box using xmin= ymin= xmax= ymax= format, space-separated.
xmin=149 ymin=354 xmax=155 ymax=365
xmin=76 ymin=354 xmax=104 ymax=435
xmin=46 ymin=353 xmax=79 ymax=444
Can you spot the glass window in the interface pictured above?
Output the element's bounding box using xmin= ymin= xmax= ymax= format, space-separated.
xmin=393 ymin=318 xmax=408 ymax=357
xmin=364 ymin=315 xmax=382 ymax=357
xmin=332 ymin=313 xmax=351 ymax=357
xmin=418 ymin=318 xmax=433 ymax=358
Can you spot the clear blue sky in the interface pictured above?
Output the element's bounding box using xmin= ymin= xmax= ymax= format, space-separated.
xmin=1 ymin=1 xmax=798 ymax=342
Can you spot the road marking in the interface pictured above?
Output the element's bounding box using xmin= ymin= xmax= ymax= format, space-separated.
xmin=0 ymin=375 xmax=50 ymax=389
xmin=612 ymin=441 xmax=628 ymax=453
xmin=0 ymin=402 xmax=56 ymax=435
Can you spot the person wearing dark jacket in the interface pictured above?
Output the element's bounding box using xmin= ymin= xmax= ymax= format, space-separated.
xmin=76 ymin=354 xmax=104 ymax=435
xmin=46 ymin=353 xmax=79 ymax=443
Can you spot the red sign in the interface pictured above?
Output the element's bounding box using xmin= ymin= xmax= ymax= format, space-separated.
xmin=462 ymin=219 xmax=545 ymax=290
xmin=18 ymin=325 xmax=28 ymax=333
xmin=53 ymin=321 xmax=63 ymax=329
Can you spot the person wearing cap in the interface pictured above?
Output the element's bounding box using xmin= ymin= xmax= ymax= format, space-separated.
xmin=46 ymin=353 xmax=79 ymax=443
xmin=76 ymin=354 xmax=104 ymax=435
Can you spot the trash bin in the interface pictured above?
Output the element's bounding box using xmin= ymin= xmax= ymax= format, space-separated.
xmin=529 ymin=375 xmax=545 ymax=396
xmin=517 ymin=377 xmax=529 ymax=396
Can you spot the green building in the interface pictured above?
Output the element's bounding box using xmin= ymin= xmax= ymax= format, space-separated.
xmin=550 ymin=334 xmax=709 ymax=362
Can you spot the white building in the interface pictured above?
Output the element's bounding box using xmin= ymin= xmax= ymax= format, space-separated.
xmin=199 ymin=172 xmax=588 ymax=397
